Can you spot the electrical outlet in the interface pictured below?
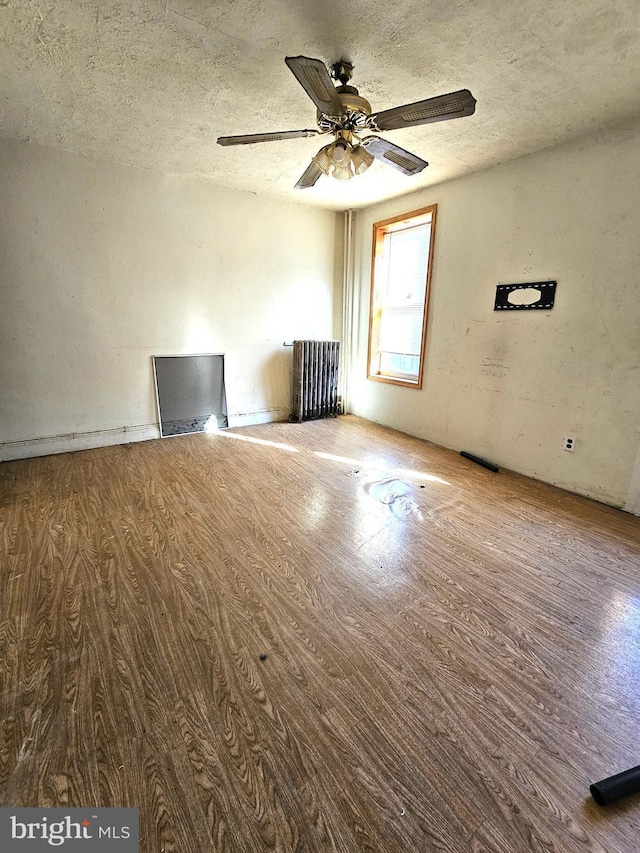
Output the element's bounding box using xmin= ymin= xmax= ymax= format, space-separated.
xmin=563 ymin=435 xmax=576 ymax=452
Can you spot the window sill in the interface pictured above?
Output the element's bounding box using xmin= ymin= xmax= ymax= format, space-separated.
xmin=367 ymin=374 xmax=423 ymax=389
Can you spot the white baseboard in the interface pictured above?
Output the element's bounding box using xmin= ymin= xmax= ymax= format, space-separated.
xmin=227 ymin=407 xmax=290 ymax=428
xmin=0 ymin=423 xmax=160 ymax=462
xmin=0 ymin=410 xmax=292 ymax=462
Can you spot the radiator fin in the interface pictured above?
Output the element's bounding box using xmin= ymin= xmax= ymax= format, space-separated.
xmin=291 ymin=340 xmax=340 ymax=422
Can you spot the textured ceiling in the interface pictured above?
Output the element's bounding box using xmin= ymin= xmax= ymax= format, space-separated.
xmin=1 ymin=0 xmax=640 ymax=210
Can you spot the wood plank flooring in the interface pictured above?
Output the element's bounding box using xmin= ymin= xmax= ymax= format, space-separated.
xmin=1 ymin=415 xmax=640 ymax=851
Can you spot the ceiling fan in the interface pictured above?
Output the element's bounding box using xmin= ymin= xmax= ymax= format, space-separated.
xmin=217 ymin=55 xmax=476 ymax=189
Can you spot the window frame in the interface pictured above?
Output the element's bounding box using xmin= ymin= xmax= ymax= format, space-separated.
xmin=366 ymin=204 xmax=437 ymax=389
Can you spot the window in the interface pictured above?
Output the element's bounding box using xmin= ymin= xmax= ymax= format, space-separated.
xmin=367 ymin=205 xmax=437 ymax=388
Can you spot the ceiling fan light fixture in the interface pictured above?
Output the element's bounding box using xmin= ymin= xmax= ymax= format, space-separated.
xmin=330 ymin=140 xmax=356 ymax=179
xmin=351 ymin=144 xmax=374 ymax=175
xmin=313 ymin=139 xmax=364 ymax=180
xmin=332 ymin=139 xmax=349 ymax=162
xmin=332 ymin=158 xmax=354 ymax=180
xmin=311 ymin=143 xmax=334 ymax=175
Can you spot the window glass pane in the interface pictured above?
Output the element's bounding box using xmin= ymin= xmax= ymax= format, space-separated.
xmin=383 ymin=223 xmax=431 ymax=306
xmin=379 ymin=353 xmax=420 ymax=379
xmin=378 ymin=306 xmax=423 ymax=355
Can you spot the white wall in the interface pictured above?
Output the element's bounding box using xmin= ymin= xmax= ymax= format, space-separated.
xmin=349 ymin=119 xmax=640 ymax=513
xmin=0 ymin=139 xmax=339 ymax=459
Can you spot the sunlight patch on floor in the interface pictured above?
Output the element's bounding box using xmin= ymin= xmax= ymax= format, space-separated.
xmin=205 ymin=422 xmax=299 ymax=453
xmin=313 ymin=451 xmax=450 ymax=485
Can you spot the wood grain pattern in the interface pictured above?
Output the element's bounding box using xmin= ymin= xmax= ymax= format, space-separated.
xmin=1 ymin=415 xmax=640 ymax=851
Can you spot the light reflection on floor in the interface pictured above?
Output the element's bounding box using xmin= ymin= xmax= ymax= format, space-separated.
xmin=303 ymin=492 xmax=329 ymax=528
xmin=206 ymin=423 xmax=455 ymax=584
xmin=597 ymin=592 xmax=640 ymax=707
xmin=205 ymin=421 xmax=299 ymax=453
xmin=313 ymin=450 xmax=450 ymax=485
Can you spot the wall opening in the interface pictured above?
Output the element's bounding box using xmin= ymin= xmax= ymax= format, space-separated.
xmin=153 ymin=354 xmax=228 ymax=437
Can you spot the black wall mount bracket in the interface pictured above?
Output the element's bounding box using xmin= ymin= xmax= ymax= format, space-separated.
xmin=494 ymin=280 xmax=557 ymax=311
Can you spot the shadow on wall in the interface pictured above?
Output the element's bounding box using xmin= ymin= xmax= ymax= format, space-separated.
xmin=259 ymin=347 xmax=293 ymax=417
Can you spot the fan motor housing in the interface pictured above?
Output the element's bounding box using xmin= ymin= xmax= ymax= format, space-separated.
xmin=316 ymin=86 xmax=373 ymax=131
xmin=337 ymin=90 xmax=372 ymax=115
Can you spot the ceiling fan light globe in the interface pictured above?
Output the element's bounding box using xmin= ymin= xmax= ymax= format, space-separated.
xmin=332 ymin=140 xmax=349 ymax=162
xmin=312 ymin=144 xmax=334 ymax=175
xmin=332 ymin=159 xmax=354 ymax=181
xmin=351 ymin=145 xmax=374 ymax=175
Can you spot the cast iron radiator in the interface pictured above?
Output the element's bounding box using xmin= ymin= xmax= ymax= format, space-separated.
xmin=290 ymin=340 xmax=341 ymax=423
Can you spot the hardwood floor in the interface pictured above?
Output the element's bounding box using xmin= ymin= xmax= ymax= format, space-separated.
xmin=1 ymin=415 xmax=640 ymax=851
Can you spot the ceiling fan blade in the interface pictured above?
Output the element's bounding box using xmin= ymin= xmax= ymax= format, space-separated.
xmin=285 ymin=55 xmax=346 ymax=118
xmin=295 ymin=160 xmax=323 ymax=190
xmin=361 ymin=136 xmax=428 ymax=176
xmin=374 ymin=89 xmax=476 ymax=131
xmin=217 ymin=129 xmax=319 ymax=146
